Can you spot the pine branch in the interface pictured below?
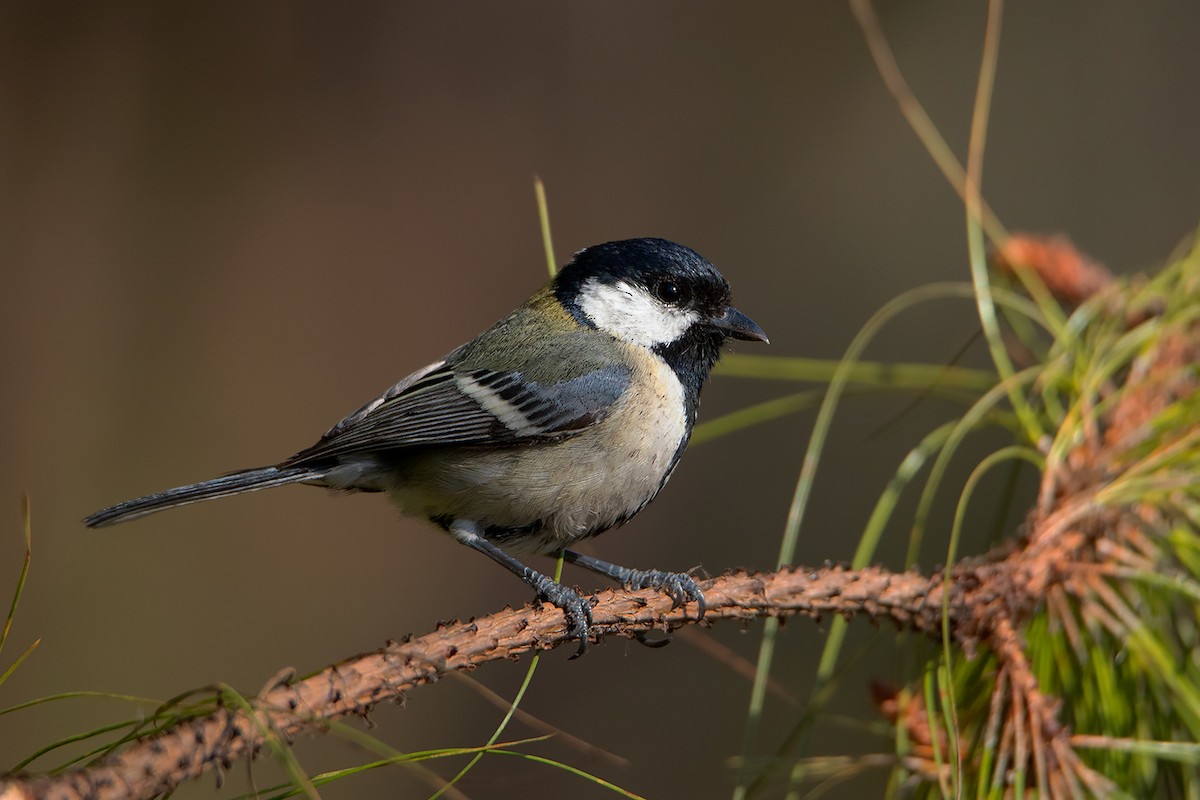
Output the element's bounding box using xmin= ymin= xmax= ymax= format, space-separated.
xmin=0 ymin=564 xmax=967 ymax=800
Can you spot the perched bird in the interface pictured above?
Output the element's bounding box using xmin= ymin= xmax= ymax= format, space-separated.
xmin=85 ymin=238 xmax=768 ymax=654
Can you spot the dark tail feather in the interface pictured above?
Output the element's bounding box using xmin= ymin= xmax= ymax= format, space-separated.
xmin=83 ymin=466 xmax=324 ymax=528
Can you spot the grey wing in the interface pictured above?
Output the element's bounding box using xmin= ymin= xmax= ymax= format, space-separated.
xmin=284 ymin=361 xmax=631 ymax=464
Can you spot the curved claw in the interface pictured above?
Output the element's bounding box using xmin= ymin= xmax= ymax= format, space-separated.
xmin=634 ymin=630 xmax=674 ymax=648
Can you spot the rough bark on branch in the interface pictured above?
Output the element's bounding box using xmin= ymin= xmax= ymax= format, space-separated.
xmin=1 ymin=564 xmax=964 ymax=800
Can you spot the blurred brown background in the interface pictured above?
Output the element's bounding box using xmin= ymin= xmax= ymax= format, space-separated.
xmin=2 ymin=3 xmax=1198 ymax=798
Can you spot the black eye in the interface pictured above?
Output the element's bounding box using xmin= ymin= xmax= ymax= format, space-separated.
xmin=656 ymin=279 xmax=684 ymax=305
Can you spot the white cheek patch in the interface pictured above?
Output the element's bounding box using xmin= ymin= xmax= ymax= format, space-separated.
xmin=577 ymin=279 xmax=699 ymax=348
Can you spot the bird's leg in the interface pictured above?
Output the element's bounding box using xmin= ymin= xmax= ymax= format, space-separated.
xmin=451 ymin=521 xmax=593 ymax=658
xmin=560 ymin=549 xmax=706 ymax=620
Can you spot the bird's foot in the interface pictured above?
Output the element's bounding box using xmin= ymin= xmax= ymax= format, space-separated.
xmin=621 ymin=568 xmax=707 ymax=620
xmin=529 ymin=574 xmax=595 ymax=659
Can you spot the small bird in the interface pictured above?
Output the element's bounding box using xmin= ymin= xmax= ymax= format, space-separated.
xmin=85 ymin=238 xmax=768 ymax=654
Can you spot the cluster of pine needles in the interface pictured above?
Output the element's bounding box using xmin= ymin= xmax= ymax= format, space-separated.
xmin=876 ymin=233 xmax=1200 ymax=799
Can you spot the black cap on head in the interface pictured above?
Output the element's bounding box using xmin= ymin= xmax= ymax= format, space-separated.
xmin=554 ymin=238 xmax=735 ymax=324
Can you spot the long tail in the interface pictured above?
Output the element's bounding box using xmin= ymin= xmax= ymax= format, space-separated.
xmin=83 ymin=466 xmax=325 ymax=528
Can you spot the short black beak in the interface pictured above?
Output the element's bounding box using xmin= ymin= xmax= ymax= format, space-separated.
xmin=712 ymin=306 xmax=769 ymax=344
